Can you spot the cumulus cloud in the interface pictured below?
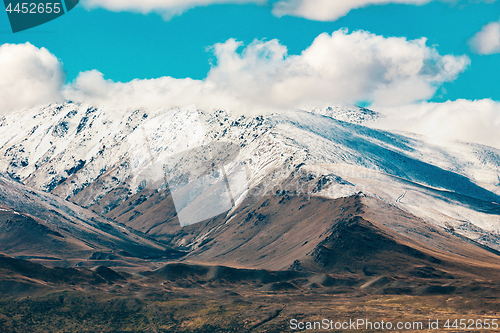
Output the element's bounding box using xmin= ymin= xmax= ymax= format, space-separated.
xmin=65 ymin=29 xmax=469 ymax=112
xmin=81 ymin=0 xmax=265 ymax=19
xmin=372 ymin=99 xmax=500 ymax=149
xmin=208 ymin=30 xmax=469 ymax=108
xmin=272 ymin=0 xmax=432 ymax=21
xmin=0 ymin=43 xmax=64 ymax=115
xmin=469 ymin=18 xmax=500 ymax=55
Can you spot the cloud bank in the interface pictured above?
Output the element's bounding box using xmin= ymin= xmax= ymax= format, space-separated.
xmin=0 ymin=30 xmax=471 ymax=113
xmin=373 ymin=99 xmax=500 ymax=149
xmin=469 ymin=18 xmax=500 ymax=55
xmin=82 ymin=0 xmax=265 ymax=19
xmin=0 ymin=43 xmax=64 ymax=115
xmin=3 ymin=31 xmax=497 ymax=149
xmin=64 ymin=29 xmax=469 ymax=112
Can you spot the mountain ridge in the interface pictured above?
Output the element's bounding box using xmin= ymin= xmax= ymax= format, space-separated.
xmin=0 ymin=102 xmax=499 ymax=278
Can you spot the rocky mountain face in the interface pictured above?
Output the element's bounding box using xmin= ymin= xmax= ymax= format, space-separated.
xmin=0 ymin=102 xmax=499 ymax=278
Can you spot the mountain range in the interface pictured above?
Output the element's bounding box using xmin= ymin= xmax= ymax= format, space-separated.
xmin=0 ymin=102 xmax=499 ymax=286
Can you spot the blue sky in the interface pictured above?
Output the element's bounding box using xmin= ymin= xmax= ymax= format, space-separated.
xmin=1 ymin=0 xmax=499 ymax=103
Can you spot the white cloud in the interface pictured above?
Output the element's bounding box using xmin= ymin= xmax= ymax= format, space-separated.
xmin=469 ymin=18 xmax=500 ymax=55
xmin=65 ymin=29 xmax=469 ymax=112
xmin=372 ymin=99 xmax=500 ymax=149
xmin=0 ymin=43 xmax=64 ymax=115
xmin=63 ymin=69 xmax=219 ymax=110
xmin=272 ymin=0 xmax=431 ymax=21
xmin=81 ymin=0 xmax=266 ymax=19
xmin=272 ymin=0 xmax=499 ymax=21
xmin=206 ymin=30 xmax=469 ymax=109
xmin=80 ymin=0 xmax=498 ymax=21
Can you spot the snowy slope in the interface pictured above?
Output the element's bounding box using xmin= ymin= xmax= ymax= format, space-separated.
xmin=0 ymin=102 xmax=499 ymax=251
xmin=0 ymin=171 xmax=172 ymax=267
xmin=303 ymin=104 xmax=382 ymax=124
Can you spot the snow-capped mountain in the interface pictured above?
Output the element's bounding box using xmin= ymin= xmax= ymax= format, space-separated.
xmin=0 ymin=102 xmax=499 ymax=271
xmin=304 ymin=104 xmax=382 ymax=124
